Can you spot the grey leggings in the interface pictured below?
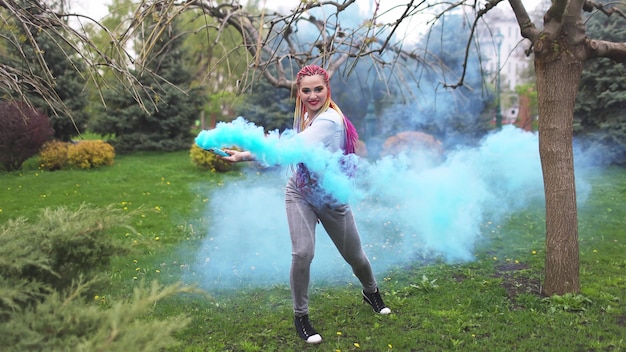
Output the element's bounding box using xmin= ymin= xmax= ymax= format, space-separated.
xmin=285 ymin=177 xmax=378 ymax=316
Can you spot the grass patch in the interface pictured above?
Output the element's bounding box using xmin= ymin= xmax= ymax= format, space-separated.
xmin=1 ymin=153 xmax=625 ymax=351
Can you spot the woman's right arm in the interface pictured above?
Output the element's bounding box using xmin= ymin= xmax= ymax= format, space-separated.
xmin=221 ymin=149 xmax=254 ymax=162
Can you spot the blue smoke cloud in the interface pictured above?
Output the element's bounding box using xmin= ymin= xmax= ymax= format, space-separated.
xmin=189 ymin=119 xmax=591 ymax=290
xmin=195 ymin=117 xmax=358 ymax=204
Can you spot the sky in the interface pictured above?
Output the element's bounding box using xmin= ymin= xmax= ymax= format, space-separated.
xmin=70 ymin=0 xmax=109 ymax=21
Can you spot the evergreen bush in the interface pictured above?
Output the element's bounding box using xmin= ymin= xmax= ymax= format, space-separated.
xmin=0 ymin=205 xmax=194 ymax=351
xmin=90 ymin=19 xmax=205 ymax=154
xmin=574 ymin=10 xmax=626 ymax=166
xmin=1 ymin=280 xmax=193 ymax=351
xmin=0 ymin=205 xmax=128 ymax=295
xmin=0 ymin=101 xmax=53 ymax=172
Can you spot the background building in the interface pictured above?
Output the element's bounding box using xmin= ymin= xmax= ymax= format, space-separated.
xmin=479 ymin=6 xmax=534 ymax=124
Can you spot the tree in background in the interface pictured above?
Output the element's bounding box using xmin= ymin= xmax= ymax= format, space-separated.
xmin=328 ymin=63 xmax=390 ymax=140
xmin=233 ymin=76 xmax=293 ymax=132
xmin=90 ymin=18 xmax=205 ymax=153
xmin=31 ymin=32 xmax=89 ymax=141
xmin=0 ymin=1 xmax=88 ymax=141
xmin=379 ymin=13 xmax=492 ymax=149
xmin=574 ymin=4 xmax=626 ymax=166
xmin=0 ymin=0 xmax=153 ymax=122
xmin=177 ymin=7 xmax=250 ymax=127
xmin=80 ymin=0 xmax=137 ymax=117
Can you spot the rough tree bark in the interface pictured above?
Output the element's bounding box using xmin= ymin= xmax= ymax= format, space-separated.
xmin=510 ymin=0 xmax=626 ymax=295
xmin=535 ymin=52 xmax=581 ymax=295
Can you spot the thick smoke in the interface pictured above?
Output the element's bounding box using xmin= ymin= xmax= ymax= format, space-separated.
xmin=187 ymin=120 xmax=591 ymax=291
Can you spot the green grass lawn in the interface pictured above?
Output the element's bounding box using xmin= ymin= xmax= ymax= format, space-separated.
xmin=1 ymin=152 xmax=625 ymax=351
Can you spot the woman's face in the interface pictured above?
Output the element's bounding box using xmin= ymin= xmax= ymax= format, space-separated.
xmin=298 ymin=74 xmax=328 ymax=116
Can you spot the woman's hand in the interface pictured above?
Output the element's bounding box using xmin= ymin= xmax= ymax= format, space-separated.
xmin=221 ymin=149 xmax=254 ymax=162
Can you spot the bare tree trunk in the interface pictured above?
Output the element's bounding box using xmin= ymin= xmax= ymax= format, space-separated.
xmin=535 ymin=53 xmax=581 ymax=296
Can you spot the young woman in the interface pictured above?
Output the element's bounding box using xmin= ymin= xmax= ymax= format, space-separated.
xmin=222 ymin=64 xmax=390 ymax=344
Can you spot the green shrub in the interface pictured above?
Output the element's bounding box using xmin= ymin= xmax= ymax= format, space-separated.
xmin=0 ymin=281 xmax=193 ymax=351
xmin=67 ymin=140 xmax=115 ymax=169
xmin=0 ymin=205 xmax=196 ymax=351
xmin=0 ymin=204 xmax=129 ymax=296
xmin=40 ymin=140 xmax=115 ymax=171
xmin=189 ymin=144 xmax=235 ymax=172
xmin=0 ymin=100 xmax=54 ymax=172
xmin=39 ymin=140 xmax=71 ymax=170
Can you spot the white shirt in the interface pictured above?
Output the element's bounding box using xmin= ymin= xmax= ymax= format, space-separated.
xmin=297 ymin=109 xmax=345 ymax=153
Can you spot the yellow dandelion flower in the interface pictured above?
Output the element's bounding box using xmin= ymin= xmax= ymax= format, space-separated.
xmin=336 ymin=331 xmax=342 ymax=336
xmin=354 ymin=342 xmax=361 ymax=348
xmin=532 ymin=250 xmax=537 ymax=255
xmin=593 ymin=249 xmax=598 ymax=253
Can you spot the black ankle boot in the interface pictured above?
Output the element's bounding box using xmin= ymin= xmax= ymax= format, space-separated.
xmin=294 ymin=314 xmax=323 ymax=344
xmin=362 ymin=289 xmax=392 ymax=314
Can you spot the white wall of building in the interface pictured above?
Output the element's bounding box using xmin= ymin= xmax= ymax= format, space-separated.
xmin=479 ymin=7 xmax=533 ymax=92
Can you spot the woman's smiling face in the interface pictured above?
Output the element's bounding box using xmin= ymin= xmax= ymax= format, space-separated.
xmin=297 ymin=74 xmax=328 ymax=116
